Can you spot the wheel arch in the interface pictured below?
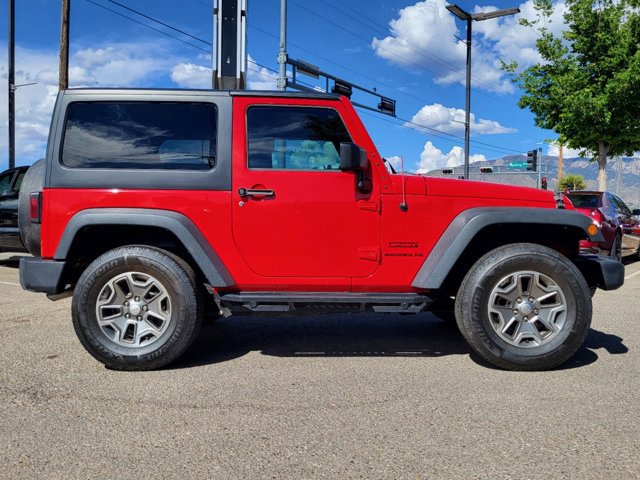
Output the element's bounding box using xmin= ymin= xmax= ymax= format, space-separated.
xmin=412 ymin=207 xmax=602 ymax=293
xmin=55 ymin=208 xmax=234 ymax=289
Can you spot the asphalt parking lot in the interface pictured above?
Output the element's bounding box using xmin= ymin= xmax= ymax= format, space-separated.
xmin=1 ymin=252 xmax=639 ymax=479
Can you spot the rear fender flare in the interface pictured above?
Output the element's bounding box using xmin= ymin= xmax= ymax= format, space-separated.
xmin=55 ymin=208 xmax=234 ymax=287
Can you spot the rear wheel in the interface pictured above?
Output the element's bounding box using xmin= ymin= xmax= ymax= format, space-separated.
xmin=72 ymin=246 xmax=202 ymax=370
xmin=455 ymin=243 xmax=591 ymax=371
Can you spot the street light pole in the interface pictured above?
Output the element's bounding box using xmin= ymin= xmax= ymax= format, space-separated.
xmin=277 ymin=0 xmax=287 ymax=91
xmin=463 ymin=16 xmax=471 ymax=180
xmin=8 ymin=0 xmax=15 ymax=169
xmin=446 ymin=4 xmax=520 ymax=179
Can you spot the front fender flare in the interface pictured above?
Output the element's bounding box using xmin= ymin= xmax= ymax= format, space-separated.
xmin=411 ymin=207 xmax=602 ymax=290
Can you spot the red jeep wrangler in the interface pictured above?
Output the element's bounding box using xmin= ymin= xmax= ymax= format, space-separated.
xmin=19 ymin=89 xmax=623 ymax=371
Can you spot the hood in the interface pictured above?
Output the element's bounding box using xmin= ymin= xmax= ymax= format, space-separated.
xmin=423 ymin=177 xmax=557 ymax=204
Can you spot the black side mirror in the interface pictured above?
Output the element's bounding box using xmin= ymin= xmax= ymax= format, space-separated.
xmin=339 ymin=143 xmax=368 ymax=171
xmin=633 ymin=209 xmax=640 ymax=216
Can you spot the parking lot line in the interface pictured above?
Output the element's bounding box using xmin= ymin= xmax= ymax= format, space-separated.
xmin=625 ymin=269 xmax=640 ymax=280
xmin=0 ymin=281 xmax=20 ymax=286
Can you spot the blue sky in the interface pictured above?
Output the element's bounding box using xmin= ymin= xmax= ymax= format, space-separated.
xmin=0 ymin=0 xmax=575 ymax=172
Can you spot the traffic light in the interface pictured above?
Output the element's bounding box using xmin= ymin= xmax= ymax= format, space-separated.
xmin=527 ymin=150 xmax=538 ymax=171
xmin=442 ymin=168 xmax=453 ymax=174
xmin=541 ymin=176 xmax=548 ymax=190
xmin=479 ymin=167 xmax=493 ymax=173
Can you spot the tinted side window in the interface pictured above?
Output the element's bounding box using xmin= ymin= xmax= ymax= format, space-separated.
xmin=612 ymin=196 xmax=631 ymax=215
xmin=11 ymin=171 xmax=25 ymax=195
xmin=61 ymin=102 xmax=217 ymax=170
xmin=0 ymin=171 xmax=13 ymax=197
xmin=247 ymin=106 xmax=351 ymax=170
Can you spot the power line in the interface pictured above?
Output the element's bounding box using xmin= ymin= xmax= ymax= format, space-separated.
xmin=250 ymin=25 xmax=438 ymax=108
xmin=84 ymin=0 xmax=210 ymax=53
xmin=250 ymin=26 xmax=516 ymax=147
xmin=357 ymin=108 xmax=522 ymax=156
xmin=83 ymin=0 xmax=525 ymax=156
xmin=106 ymin=0 xmax=211 ymax=46
xmin=290 ymin=0 xmax=512 ymax=96
xmin=325 ymin=0 xmax=515 ymax=96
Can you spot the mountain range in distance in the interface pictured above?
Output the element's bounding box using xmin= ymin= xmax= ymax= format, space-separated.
xmin=425 ymin=155 xmax=640 ymax=208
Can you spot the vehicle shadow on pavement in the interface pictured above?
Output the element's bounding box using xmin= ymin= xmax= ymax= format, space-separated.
xmin=557 ymin=329 xmax=629 ymax=370
xmin=173 ymin=313 xmax=628 ymax=371
xmin=0 ymin=254 xmax=28 ymax=268
xmin=173 ymin=313 xmax=471 ymax=369
xmin=471 ymin=328 xmax=629 ymax=371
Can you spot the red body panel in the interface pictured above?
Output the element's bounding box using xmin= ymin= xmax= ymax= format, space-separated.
xmin=41 ymin=95 xmax=564 ymax=293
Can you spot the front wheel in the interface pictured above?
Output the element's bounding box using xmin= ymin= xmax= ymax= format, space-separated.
xmin=455 ymin=243 xmax=592 ymax=371
xmin=72 ymin=246 xmax=202 ymax=370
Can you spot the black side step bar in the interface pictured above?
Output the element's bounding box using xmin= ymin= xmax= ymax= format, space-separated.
xmin=216 ymin=292 xmax=431 ymax=315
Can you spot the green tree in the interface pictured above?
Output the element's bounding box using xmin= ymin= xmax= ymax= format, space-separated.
xmin=558 ymin=173 xmax=587 ymax=191
xmin=505 ymin=0 xmax=640 ymax=191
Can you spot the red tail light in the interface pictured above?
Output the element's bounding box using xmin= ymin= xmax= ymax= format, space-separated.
xmin=29 ymin=192 xmax=42 ymax=224
xmin=590 ymin=208 xmax=604 ymax=226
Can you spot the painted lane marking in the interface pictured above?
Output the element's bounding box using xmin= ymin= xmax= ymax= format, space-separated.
xmin=0 ymin=281 xmax=20 ymax=286
xmin=625 ymin=269 xmax=640 ymax=280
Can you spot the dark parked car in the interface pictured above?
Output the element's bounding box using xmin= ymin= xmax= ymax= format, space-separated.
xmin=0 ymin=166 xmax=29 ymax=252
xmin=566 ymin=190 xmax=640 ymax=261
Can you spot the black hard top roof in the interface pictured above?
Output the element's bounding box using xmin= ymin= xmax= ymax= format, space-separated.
xmin=62 ymin=87 xmax=339 ymax=101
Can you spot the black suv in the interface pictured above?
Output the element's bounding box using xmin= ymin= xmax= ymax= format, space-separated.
xmin=0 ymin=166 xmax=29 ymax=252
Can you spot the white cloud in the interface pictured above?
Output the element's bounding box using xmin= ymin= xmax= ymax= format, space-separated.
xmin=372 ymin=0 xmax=569 ymax=92
xmin=385 ymin=155 xmax=403 ymax=168
xmin=246 ymin=56 xmax=278 ymax=90
xmin=474 ymin=1 xmax=568 ymax=69
xmin=546 ymin=143 xmax=585 ymax=158
xmin=170 ymin=55 xmax=277 ymax=90
xmin=0 ymin=41 xmax=185 ymax=169
xmin=171 ymin=63 xmax=212 ymax=88
xmin=407 ymin=103 xmax=517 ymax=135
xmin=416 ymin=141 xmax=487 ymax=172
xmin=0 ymin=47 xmax=60 ymax=168
xmin=383 ymin=155 xmax=404 ymax=173
xmin=0 ymin=42 xmax=278 ymax=169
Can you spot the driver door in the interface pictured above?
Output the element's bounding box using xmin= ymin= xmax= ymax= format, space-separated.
xmin=231 ymin=99 xmax=380 ymax=281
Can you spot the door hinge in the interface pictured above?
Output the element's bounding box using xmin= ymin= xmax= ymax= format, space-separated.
xmin=358 ymin=247 xmax=380 ymax=262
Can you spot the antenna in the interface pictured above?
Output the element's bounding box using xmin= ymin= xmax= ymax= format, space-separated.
xmin=399 ymin=155 xmax=408 ymax=212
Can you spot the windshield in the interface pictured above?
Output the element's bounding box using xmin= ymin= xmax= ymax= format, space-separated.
xmin=567 ymin=194 xmax=600 ymax=209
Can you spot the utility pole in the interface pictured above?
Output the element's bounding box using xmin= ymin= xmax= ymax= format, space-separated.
xmin=59 ymin=0 xmax=70 ymax=90
xmin=615 ymin=156 xmax=622 ymax=197
xmin=537 ymin=147 xmax=543 ymax=188
xmin=277 ymin=0 xmax=287 ymax=91
xmin=557 ymin=143 xmax=563 ymax=181
xmin=8 ymin=0 xmax=15 ymax=169
xmin=212 ymin=1 xmax=217 ymax=88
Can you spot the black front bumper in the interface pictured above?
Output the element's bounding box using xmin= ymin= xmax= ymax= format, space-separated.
xmin=573 ymin=254 xmax=625 ymax=291
xmin=20 ymin=257 xmax=67 ymax=294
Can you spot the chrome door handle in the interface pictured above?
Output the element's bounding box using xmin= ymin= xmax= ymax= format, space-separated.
xmin=238 ymin=188 xmax=275 ymax=198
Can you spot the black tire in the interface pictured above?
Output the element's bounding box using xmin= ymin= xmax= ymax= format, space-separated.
xmin=72 ymin=246 xmax=202 ymax=370
xmin=18 ymin=159 xmax=45 ymax=256
xmin=455 ymin=243 xmax=592 ymax=371
xmin=609 ymin=232 xmax=622 ymax=262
